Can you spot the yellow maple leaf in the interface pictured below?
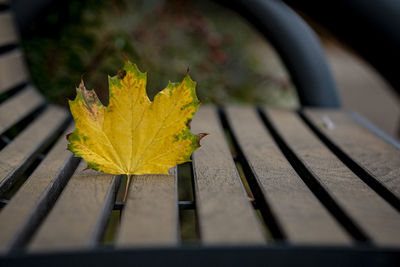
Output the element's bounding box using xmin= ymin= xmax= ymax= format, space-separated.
xmin=67 ymin=60 xmax=203 ymax=175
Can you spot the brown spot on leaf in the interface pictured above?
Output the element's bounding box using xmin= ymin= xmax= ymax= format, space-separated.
xmin=118 ymin=69 xmax=127 ymax=79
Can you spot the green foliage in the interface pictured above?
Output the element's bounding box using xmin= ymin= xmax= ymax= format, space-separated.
xmin=21 ymin=0 xmax=298 ymax=107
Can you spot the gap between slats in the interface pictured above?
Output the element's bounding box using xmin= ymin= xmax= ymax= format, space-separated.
xmin=256 ymin=108 xmax=370 ymax=243
xmin=190 ymin=106 xmax=266 ymax=245
xmin=0 ymin=104 xmax=44 ymax=150
xmin=28 ymin=162 xmax=121 ymax=252
xmin=0 ymin=44 xmax=17 ymax=55
xmin=177 ymin=162 xmax=199 ymax=244
xmin=101 ymin=163 xmax=199 ymax=246
xmin=0 ymin=6 xmax=9 ymax=12
xmin=218 ymin=107 xmax=278 ymax=242
xmin=0 ymin=125 xmax=80 ymax=253
xmin=0 ymin=86 xmax=45 ymax=135
xmin=0 ymin=106 xmax=71 ymax=198
xmin=0 ymin=49 xmax=29 ymax=94
xmin=0 ymin=82 xmax=28 ymax=106
xmin=299 ymin=111 xmax=400 ymax=213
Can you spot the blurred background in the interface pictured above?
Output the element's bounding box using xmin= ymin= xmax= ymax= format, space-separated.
xmin=9 ymin=0 xmax=400 ymax=139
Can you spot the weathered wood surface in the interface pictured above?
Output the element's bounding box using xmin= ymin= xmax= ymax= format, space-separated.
xmin=191 ymin=106 xmax=265 ymax=245
xmin=0 ymin=124 xmax=79 ymax=253
xmin=0 ymin=86 xmax=44 ymax=135
xmin=0 ymin=12 xmax=18 ymax=46
xmin=225 ymin=106 xmax=350 ymax=244
xmin=29 ymin=162 xmax=120 ymax=252
xmin=265 ymin=108 xmax=400 ymax=246
xmin=303 ymin=109 xmax=400 ymax=202
xmin=116 ymin=168 xmax=178 ymax=247
xmin=0 ymin=49 xmax=28 ymax=94
xmin=0 ymin=106 xmax=68 ymax=195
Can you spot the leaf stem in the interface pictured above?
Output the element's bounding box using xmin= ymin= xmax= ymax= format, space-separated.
xmin=122 ymin=174 xmax=132 ymax=202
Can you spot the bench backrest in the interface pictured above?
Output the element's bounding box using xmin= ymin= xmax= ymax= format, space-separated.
xmin=0 ymin=0 xmax=70 ymax=203
xmin=0 ymin=3 xmax=47 ymax=139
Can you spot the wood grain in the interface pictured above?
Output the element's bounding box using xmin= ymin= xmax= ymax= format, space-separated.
xmin=29 ymin=162 xmax=120 ymax=252
xmin=0 ymin=124 xmax=79 ymax=253
xmin=0 ymin=49 xmax=29 ymax=94
xmin=226 ymin=106 xmax=350 ymax=245
xmin=303 ymin=109 xmax=400 ymax=202
xmin=0 ymin=12 xmax=18 ymax=47
xmin=116 ymin=168 xmax=178 ymax=247
xmin=0 ymin=86 xmax=44 ymax=135
xmin=0 ymin=106 xmax=69 ymax=195
xmin=265 ymin=108 xmax=400 ymax=246
xmin=191 ymin=106 xmax=265 ymax=245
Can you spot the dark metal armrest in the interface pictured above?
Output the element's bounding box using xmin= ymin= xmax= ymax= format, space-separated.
xmin=215 ymin=0 xmax=341 ymax=107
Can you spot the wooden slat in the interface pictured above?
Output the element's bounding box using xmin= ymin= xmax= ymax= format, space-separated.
xmin=29 ymin=162 xmax=120 ymax=252
xmin=0 ymin=12 xmax=18 ymax=46
xmin=0 ymin=86 xmax=44 ymax=135
xmin=116 ymin=168 xmax=178 ymax=247
xmin=226 ymin=106 xmax=350 ymax=244
xmin=0 ymin=124 xmax=79 ymax=253
xmin=0 ymin=49 xmax=29 ymax=94
xmin=0 ymin=106 xmax=68 ymax=195
xmin=265 ymin=108 xmax=400 ymax=246
xmin=191 ymin=106 xmax=265 ymax=245
xmin=303 ymin=109 xmax=400 ymax=202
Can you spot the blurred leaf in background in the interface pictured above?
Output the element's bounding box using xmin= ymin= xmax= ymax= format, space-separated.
xmin=21 ymin=0 xmax=298 ymax=107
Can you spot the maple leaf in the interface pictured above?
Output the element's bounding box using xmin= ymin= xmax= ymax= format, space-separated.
xmin=67 ymin=60 xmax=203 ymax=175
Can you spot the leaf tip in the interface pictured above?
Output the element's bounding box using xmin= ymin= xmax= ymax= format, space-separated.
xmin=183 ymin=73 xmax=195 ymax=83
xmin=122 ymin=59 xmax=147 ymax=79
xmin=80 ymin=74 xmax=85 ymax=85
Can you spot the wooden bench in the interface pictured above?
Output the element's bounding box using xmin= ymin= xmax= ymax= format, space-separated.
xmin=0 ymin=0 xmax=399 ymax=266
